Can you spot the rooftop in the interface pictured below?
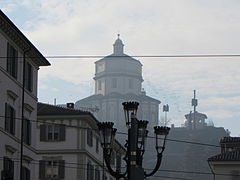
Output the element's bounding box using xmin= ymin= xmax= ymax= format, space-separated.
xmin=208 ymin=150 xmax=240 ymax=162
xmin=37 ymin=102 xmax=95 ymax=117
xmin=220 ymin=137 xmax=240 ymax=143
xmin=0 ymin=10 xmax=50 ymax=66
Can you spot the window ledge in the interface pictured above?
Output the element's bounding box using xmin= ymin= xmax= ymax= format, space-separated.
xmin=7 ymin=90 xmax=18 ymax=100
xmin=24 ymin=103 xmax=34 ymax=113
xmin=5 ymin=144 xmax=17 ymax=154
xmin=23 ymin=155 xmax=33 ymax=163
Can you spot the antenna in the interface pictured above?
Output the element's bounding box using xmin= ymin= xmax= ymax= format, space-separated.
xmin=191 ymin=90 xmax=198 ymax=130
xmin=163 ymin=104 xmax=169 ymax=126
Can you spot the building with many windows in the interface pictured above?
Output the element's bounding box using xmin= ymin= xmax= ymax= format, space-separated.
xmin=0 ymin=10 xmax=50 ymax=180
xmin=37 ymin=103 xmax=125 ymax=180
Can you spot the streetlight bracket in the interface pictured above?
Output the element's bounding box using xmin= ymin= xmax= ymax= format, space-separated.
xmin=144 ymin=153 xmax=163 ymax=177
xmin=103 ymin=149 xmax=128 ymax=179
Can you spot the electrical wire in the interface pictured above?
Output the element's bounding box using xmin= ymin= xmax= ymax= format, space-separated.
xmin=0 ymin=114 xmax=221 ymax=148
xmin=0 ymin=156 xmax=239 ymax=178
xmin=0 ymin=157 xmax=193 ymax=180
xmin=1 ymin=54 xmax=240 ymax=59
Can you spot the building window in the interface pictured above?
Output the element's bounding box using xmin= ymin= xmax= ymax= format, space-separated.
xmin=98 ymin=80 xmax=102 ymax=90
xmin=97 ymin=63 xmax=105 ymax=73
xmin=96 ymin=137 xmax=99 ymax=153
xmin=24 ymin=62 xmax=33 ymax=92
xmin=7 ymin=42 xmax=18 ymax=79
xmin=112 ymin=78 xmax=117 ymax=88
xmin=1 ymin=157 xmax=14 ymax=180
xmin=5 ymin=103 xmax=16 ymax=135
xmin=87 ymin=162 xmax=94 ymax=180
xmin=95 ymin=167 xmax=100 ymax=180
xmin=128 ymin=79 xmax=133 ymax=89
xmin=40 ymin=124 xmax=66 ymax=142
xmin=23 ymin=119 xmax=31 ymax=145
xmin=87 ymin=128 xmax=93 ymax=147
xmin=21 ymin=166 xmax=30 ymax=180
xmin=39 ymin=159 xmax=65 ymax=180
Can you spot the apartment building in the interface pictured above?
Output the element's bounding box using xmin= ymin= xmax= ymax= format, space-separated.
xmin=0 ymin=10 xmax=50 ymax=180
xmin=36 ymin=103 xmax=125 ymax=180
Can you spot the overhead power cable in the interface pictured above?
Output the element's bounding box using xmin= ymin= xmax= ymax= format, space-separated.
xmin=0 ymin=157 xmax=194 ymax=180
xmin=0 ymin=157 xmax=239 ymax=178
xmin=0 ymin=114 xmax=221 ymax=148
xmin=1 ymin=54 xmax=240 ymax=59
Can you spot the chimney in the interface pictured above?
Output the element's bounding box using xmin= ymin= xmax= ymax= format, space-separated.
xmin=66 ymin=103 xmax=74 ymax=109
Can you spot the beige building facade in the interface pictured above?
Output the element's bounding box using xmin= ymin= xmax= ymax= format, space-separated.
xmin=37 ymin=103 xmax=125 ymax=180
xmin=0 ymin=10 xmax=50 ymax=180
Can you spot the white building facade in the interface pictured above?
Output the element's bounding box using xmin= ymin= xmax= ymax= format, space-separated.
xmin=36 ymin=103 xmax=125 ymax=180
xmin=75 ymin=36 xmax=160 ymax=133
xmin=0 ymin=10 xmax=50 ymax=180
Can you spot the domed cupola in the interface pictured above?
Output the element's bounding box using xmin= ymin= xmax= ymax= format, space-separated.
xmin=113 ymin=34 xmax=124 ymax=55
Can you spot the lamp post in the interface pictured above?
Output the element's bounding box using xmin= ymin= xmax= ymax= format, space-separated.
xmin=97 ymin=101 xmax=170 ymax=180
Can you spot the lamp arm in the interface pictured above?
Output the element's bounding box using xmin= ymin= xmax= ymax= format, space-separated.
xmin=103 ymin=149 xmax=127 ymax=179
xmin=144 ymin=153 xmax=162 ymax=177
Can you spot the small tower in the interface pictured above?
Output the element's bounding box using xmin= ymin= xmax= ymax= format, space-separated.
xmin=113 ymin=34 xmax=124 ymax=55
xmin=185 ymin=90 xmax=207 ymax=129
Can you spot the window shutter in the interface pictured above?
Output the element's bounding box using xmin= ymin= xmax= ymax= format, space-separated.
xmin=10 ymin=158 xmax=14 ymax=179
xmin=90 ymin=164 xmax=94 ymax=180
xmin=40 ymin=125 xmax=47 ymax=141
xmin=25 ymin=62 xmax=33 ymax=91
xmin=59 ymin=125 xmax=66 ymax=141
xmin=3 ymin=157 xmax=8 ymax=170
xmin=6 ymin=43 xmax=10 ymax=72
xmin=28 ymin=63 xmax=33 ymax=91
xmin=27 ymin=120 xmax=31 ymax=145
xmin=58 ymin=160 xmax=65 ymax=179
xmin=87 ymin=129 xmax=93 ymax=147
xmin=11 ymin=108 xmax=16 ymax=135
xmin=87 ymin=163 xmax=90 ymax=180
xmin=39 ymin=160 xmax=45 ymax=179
xmin=13 ymin=50 xmax=18 ymax=78
xmin=5 ymin=103 xmax=9 ymax=132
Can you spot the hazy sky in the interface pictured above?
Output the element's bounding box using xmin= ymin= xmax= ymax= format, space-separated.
xmin=1 ymin=0 xmax=240 ymax=136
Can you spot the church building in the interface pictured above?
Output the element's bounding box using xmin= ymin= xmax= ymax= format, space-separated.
xmin=75 ymin=35 xmax=160 ymax=132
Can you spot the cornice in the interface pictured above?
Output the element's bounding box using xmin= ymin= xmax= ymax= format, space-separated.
xmin=0 ymin=10 xmax=50 ymax=66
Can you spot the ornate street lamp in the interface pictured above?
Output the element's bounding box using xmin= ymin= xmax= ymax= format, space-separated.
xmin=154 ymin=126 xmax=170 ymax=153
xmin=97 ymin=101 xmax=170 ymax=180
xmin=98 ymin=122 xmax=117 ymax=149
xmin=122 ymin=101 xmax=139 ymax=127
